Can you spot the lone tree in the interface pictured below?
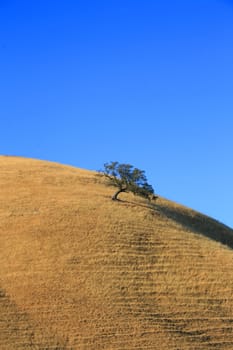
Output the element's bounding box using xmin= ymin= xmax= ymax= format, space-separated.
xmin=101 ymin=161 xmax=155 ymax=201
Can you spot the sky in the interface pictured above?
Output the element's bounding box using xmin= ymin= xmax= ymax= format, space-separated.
xmin=0 ymin=0 xmax=233 ymax=227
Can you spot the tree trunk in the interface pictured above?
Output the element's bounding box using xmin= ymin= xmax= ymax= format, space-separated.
xmin=112 ymin=188 xmax=126 ymax=200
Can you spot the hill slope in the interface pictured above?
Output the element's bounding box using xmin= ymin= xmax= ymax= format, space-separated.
xmin=1 ymin=156 xmax=233 ymax=349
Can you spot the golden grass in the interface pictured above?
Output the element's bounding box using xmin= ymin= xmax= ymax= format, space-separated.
xmin=1 ymin=156 xmax=233 ymax=349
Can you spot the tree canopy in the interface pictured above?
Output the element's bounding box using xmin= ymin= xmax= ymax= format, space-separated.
xmin=101 ymin=161 xmax=155 ymax=201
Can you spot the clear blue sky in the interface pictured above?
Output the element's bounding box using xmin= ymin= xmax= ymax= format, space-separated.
xmin=1 ymin=0 xmax=233 ymax=227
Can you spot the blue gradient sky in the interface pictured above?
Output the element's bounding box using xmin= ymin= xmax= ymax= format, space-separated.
xmin=1 ymin=0 xmax=233 ymax=227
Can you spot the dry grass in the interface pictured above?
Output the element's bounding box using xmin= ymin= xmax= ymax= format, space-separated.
xmin=1 ymin=156 xmax=233 ymax=349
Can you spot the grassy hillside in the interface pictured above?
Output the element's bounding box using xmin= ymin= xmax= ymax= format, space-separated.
xmin=1 ymin=156 xmax=233 ymax=349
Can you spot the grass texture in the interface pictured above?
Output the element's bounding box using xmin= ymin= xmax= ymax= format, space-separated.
xmin=1 ymin=156 xmax=233 ymax=349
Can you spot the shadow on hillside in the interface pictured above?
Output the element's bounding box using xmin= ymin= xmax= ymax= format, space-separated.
xmin=116 ymin=198 xmax=152 ymax=210
xmin=154 ymin=203 xmax=233 ymax=249
xmin=113 ymin=198 xmax=233 ymax=249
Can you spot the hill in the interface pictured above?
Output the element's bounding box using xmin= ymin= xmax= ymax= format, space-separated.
xmin=1 ymin=156 xmax=233 ymax=349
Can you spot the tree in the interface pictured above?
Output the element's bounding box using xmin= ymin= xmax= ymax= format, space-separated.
xmin=101 ymin=161 xmax=155 ymax=201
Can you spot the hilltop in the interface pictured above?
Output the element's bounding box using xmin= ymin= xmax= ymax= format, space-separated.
xmin=1 ymin=156 xmax=233 ymax=349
